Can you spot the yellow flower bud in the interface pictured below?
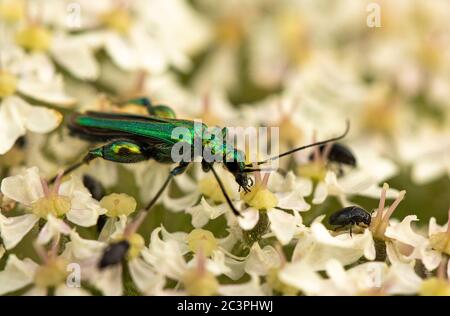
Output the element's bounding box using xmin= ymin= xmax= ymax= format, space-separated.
xmin=100 ymin=193 xmax=137 ymax=218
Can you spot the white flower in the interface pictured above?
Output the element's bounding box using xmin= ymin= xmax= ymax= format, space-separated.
xmin=0 ymin=167 xmax=106 ymax=249
xmin=397 ymin=125 xmax=450 ymax=184
xmin=65 ymin=226 xmax=163 ymax=296
xmin=0 ymin=96 xmax=62 ymax=155
xmin=292 ymin=221 xmax=375 ymax=271
xmin=0 ymin=254 xmax=90 ymax=296
xmin=244 ymin=243 xmax=281 ymax=276
xmin=385 ymin=215 xmax=441 ymax=271
xmin=296 ymin=142 xmax=399 ymax=206
xmin=278 ymin=260 xmax=325 ymax=296
xmin=145 ymin=226 xmax=246 ymax=281
xmin=237 ymin=171 xmax=309 ymax=245
xmin=321 ymin=259 xmax=421 ymax=296
xmin=0 ymin=46 xmax=75 ymax=106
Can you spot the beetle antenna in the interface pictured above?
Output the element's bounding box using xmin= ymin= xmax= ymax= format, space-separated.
xmin=209 ymin=164 xmax=241 ymax=217
xmin=48 ymin=161 xmax=86 ymax=184
xmin=48 ymin=154 xmax=96 ymax=184
xmin=246 ymin=120 xmax=350 ymax=167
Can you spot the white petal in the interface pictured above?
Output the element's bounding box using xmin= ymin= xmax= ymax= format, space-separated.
xmin=412 ymin=159 xmax=447 ymax=185
xmin=267 ymin=208 xmax=299 ymax=245
xmin=385 ymin=263 xmax=422 ymax=295
xmin=186 ymin=198 xmax=227 ymax=228
xmin=385 ymin=216 xmax=425 ymax=247
xmin=160 ymin=225 xmax=189 ymax=254
xmin=17 ymin=77 xmax=75 ymax=106
xmin=237 ymin=208 xmax=260 ymax=231
xmin=0 ymin=255 xmax=38 ymax=295
xmin=65 ymin=183 xmax=107 ymax=227
xmin=245 ymin=243 xmax=280 ymax=275
xmin=36 ymin=215 xmax=71 ymax=245
xmin=105 ymin=34 xmax=137 ymax=71
xmin=51 ymin=38 xmax=99 ymax=80
xmin=128 ymin=258 xmax=165 ymax=295
xmin=385 ymin=215 xmax=441 ymax=271
xmin=64 ymin=230 xmax=105 ymax=260
xmin=0 ymin=213 xmax=39 ymax=250
xmin=0 ymin=97 xmax=26 ymax=154
xmin=275 ymin=191 xmax=310 ymax=212
xmin=292 ymin=223 xmax=375 ymax=270
xmin=92 ymin=265 xmax=123 ymax=296
xmin=199 ymin=251 xmax=231 ymax=277
xmin=312 ymin=181 xmax=328 ymax=204
xmin=223 ymin=256 xmax=246 ymax=281
xmin=23 ymin=106 xmax=62 ymax=133
xmin=279 ymin=260 xmax=324 ymax=296
xmin=141 ymin=228 xmax=187 ymax=281
xmin=428 ymin=217 xmax=447 ymax=236
xmin=163 ymin=190 xmax=200 ymax=212
xmin=324 ymin=259 xmax=353 ymax=294
xmin=1 ymin=166 xmax=44 ymax=205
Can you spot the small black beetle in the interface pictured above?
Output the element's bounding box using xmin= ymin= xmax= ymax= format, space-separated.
xmin=328 ymin=206 xmax=371 ymax=236
xmin=310 ymin=143 xmax=357 ymax=167
xmin=98 ymin=240 xmax=130 ymax=269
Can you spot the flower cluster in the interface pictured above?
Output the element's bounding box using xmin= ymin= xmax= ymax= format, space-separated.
xmin=0 ymin=0 xmax=449 ymax=296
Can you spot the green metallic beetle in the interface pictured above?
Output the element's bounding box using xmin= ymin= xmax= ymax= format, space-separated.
xmin=57 ymin=97 xmax=349 ymax=216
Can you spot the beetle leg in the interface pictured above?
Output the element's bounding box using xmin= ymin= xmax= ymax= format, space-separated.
xmin=143 ymin=161 xmax=190 ymax=211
